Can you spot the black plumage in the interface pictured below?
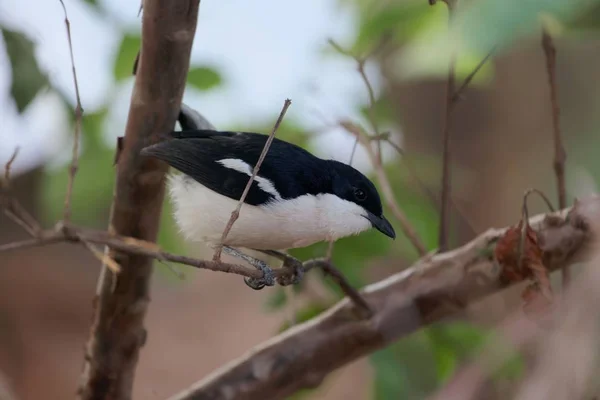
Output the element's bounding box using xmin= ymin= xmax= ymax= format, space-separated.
xmin=141 ymin=129 xmax=385 ymax=221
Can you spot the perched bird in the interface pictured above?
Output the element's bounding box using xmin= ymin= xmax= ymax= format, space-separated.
xmin=141 ymin=103 xmax=395 ymax=289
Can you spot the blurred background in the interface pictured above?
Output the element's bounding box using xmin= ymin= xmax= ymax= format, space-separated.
xmin=1 ymin=0 xmax=600 ymax=398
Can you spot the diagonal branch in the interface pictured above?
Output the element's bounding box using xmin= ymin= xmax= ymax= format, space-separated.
xmin=213 ymin=99 xmax=292 ymax=260
xmin=168 ymin=195 xmax=598 ymax=400
xmin=341 ymin=121 xmax=427 ymax=256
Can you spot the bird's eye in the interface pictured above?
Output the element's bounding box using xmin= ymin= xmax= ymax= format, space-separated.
xmin=354 ymin=188 xmax=367 ymax=201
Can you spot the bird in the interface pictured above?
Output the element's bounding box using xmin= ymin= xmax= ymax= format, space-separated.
xmin=140 ymin=103 xmax=396 ymax=290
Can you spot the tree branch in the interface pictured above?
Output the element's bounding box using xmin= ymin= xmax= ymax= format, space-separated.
xmin=541 ymin=27 xmax=568 ymax=286
xmin=438 ymin=0 xmax=457 ymax=252
xmin=341 ymin=121 xmax=428 ymax=256
xmin=167 ymin=195 xmax=598 ymax=400
xmin=58 ymin=0 xmax=83 ymax=224
xmin=77 ymin=1 xmax=201 ymax=398
xmin=213 ymin=99 xmax=292 ymax=260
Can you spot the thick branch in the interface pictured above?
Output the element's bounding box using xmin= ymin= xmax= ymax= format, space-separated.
xmin=78 ymin=1 xmax=200 ymax=399
xmin=168 ymin=195 xmax=598 ymax=400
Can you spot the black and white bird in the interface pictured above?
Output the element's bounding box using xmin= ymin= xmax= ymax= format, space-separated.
xmin=141 ymin=103 xmax=395 ymax=289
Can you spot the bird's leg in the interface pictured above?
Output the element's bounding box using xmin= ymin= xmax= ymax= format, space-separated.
xmin=222 ymin=246 xmax=275 ymax=290
xmin=253 ymin=249 xmax=305 ymax=285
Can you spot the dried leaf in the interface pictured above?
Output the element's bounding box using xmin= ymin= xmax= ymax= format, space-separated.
xmin=495 ymin=220 xmax=553 ymax=320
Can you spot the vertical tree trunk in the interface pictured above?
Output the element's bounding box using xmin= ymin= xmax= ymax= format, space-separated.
xmin=78 ymin=1 xmax=201 ymax=399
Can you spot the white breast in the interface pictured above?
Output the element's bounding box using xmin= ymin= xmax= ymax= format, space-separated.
xmin=167 ymin=174 xmax=372 ymax=250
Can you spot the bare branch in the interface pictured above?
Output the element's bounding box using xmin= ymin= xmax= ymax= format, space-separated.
xmin=58 ymin=0 xmax=83 ymax=223
xmin=320 ymin=262 xmax=372 ymax=318
xmin=438 ymin=1 xmax=457 ymax=252
xmin=451 ymin=48 xmax=495 ymax=104
xmin=541 ymin=27 xmax=569 ymax=286
xmin=213 ymin=99 xmax=292 ymax=260
xmin=81 ymin=240 xmax=121 ymax=273
xmin=78 ymin=1 xmax=201 ymax=398
xmin=0 ymin=224 xmax=326 ymax=281
xmin=3 ymin=147 xmax=19 ymax=184
xmin=2 ymin=149 xmax=42 ymax=236
xmin=328 ymin=39 xmax=383 ymax=161
xmin=341 ymin=121 xmax=427 ymax=256
xmin=168 ymin=196 xmax=598 ymax=400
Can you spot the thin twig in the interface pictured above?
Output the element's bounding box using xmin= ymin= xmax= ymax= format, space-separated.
xmin=438 ymin=1 xmax=457 ymax=252
xmin=82 ymin=241 xmax=121 ymax=273
xmin=0 ymin=224 xmax=325 ymax=282
xmin=341 ymin=121 xmax=427 ymax=256
xmin=357 ymin=59 xmax=382 ymax=162
xmin=451 ymin=47 xmax=496 ymax=104
xmin=213 ymin=99 xmax=292 ymax=260
xmin=541 ymin=27 xmax=568 ymax=286
xmin=322 ymin=135 xmax=373 ymax=317
xmin=328 ymin=39 xmax=383 ymax=162
xmin=2 ymin=149 xmax=42 ymax=236
xmin=3 ymin=147 xmax=19 ymax=184
xmin=321 ymin=262 xmax=372 ymax=318
xmin=59 ymin=0 xmax=84 ymax=223
xmin=326 ymin=135 xmax=360 ymax=260
xmin=383 ymin=139 xmax=439 ymax=207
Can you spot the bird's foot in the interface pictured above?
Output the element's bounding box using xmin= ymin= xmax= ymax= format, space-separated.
xmin=243 ymin=260 xmax=275 ymax=290
xmin=254 ymin=249 xmax=304 ymax=286
xmin=222 ymin=246 xmax=276 ymax=290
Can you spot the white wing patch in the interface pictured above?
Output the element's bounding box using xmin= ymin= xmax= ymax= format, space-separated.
xmin=217 ymin=158 xmax=282 ymax=201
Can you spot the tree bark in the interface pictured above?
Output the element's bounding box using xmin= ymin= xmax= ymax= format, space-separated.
xmin=78 ymin=1 xmax=200 ymax=399
xmin=169 ymin=196 xmax=598 ymax=400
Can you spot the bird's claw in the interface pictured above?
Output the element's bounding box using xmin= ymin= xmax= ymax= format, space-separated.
xmin=291 ymin=263 xmax=304 ymax=284
xmin=244 ymin=260 xmax=275 ymax=290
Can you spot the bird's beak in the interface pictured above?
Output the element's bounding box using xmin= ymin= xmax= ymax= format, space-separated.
xmin=365 ymin=212 xmax=396 ymax=239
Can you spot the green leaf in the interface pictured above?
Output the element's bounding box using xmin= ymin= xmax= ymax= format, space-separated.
xmin=1 ymin=28 xmax=48 ymax=112
xmin=371 ymin=331 xmax=439 ymax=399
xmin=396 ymin=0 xmax=599 ymax=81
xmin=187 ymin=66 xmax=222 ymax=91
xmin=354 ymin=0 xmax=432 ymax=53
xmin=428 ymin=322 xmax=525 ymax=385
xmin=264 ymin=287 xmax=287 ymax=311
xmin=113 ymin=34 xmax=140 ymax=81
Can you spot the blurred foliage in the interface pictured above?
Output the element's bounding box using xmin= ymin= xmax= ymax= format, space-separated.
xmin=3 ymin=0 xmax=600 ymax=398
xmin=371 ymin=322 xmax=524 ymax=399
xmin=187 ymin=66 xmax=222 ymax=91
xmin=1 ymin=28 xmax=48 ymax=112
xmin=114 ymin=33 xmax=140 ymax=81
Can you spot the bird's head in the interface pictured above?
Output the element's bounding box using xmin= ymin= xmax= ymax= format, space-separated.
xmin=327 ymin=160 xmax=396 ymax=240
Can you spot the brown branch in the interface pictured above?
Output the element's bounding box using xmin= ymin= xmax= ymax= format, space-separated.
xmin=321 ymin=262 xmax=372 ymax=318
xmin=77 ymin=1 xmax=201 ymax=399
xmin=328 ymin=39 xmax=384 ymax=163
xmin=2 ymin=149 xmax=42 ymax=236
xmin=541 ymin=27 xmax=569 ymax=286
xmin=438 ymin=0 xmax=457 ymax=252
xmin=321 ymin=131 xmax=374 ymax=316
xmin=341 ymin=121 xmax=427 ymax=256
xmin=168 ymin=195 xmax=598 ymax=400
xmin=59 ymin=0 xmax=83 ymax=223
xmin=213 ymin=99 xmax=292 ymax=260
xmin=0 ymin=225 xmax=325 ymax=281
xmin=3 ymin=147 xmax=19 ymax=183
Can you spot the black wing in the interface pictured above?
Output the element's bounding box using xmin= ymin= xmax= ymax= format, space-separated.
xmin=141 ymin=130 xmax=332 ymax=205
